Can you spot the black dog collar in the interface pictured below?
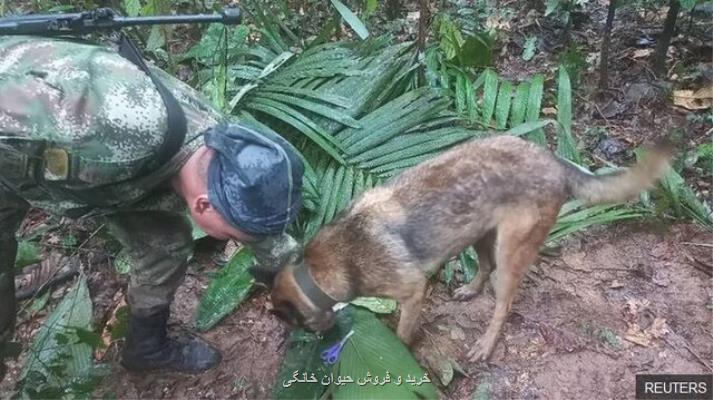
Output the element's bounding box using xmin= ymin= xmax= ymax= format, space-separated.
xmin=293 ymin=261 xmax=338 ymax=310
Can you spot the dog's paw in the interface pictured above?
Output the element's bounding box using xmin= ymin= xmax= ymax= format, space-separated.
xmin=467 ymin=338 xmax=495 ymax=362
xmin=453 ymin=285 xmax=480 ymax=301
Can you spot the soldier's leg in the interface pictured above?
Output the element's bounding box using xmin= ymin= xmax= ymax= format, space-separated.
xmin=105 ymin=211 xmax=220 ymax=373
xmin=106 ymin=211 xmax=193 ymax=316
xmin=0 ymin=187 xmax=30 ymax=382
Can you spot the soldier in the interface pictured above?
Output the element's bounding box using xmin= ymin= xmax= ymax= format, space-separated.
xmin=0 ymin=35 xmax=304 ymax=377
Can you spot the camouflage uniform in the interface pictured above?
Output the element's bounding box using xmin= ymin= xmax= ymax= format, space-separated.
xmin=0 ymin=36 xmax=298 ymax=331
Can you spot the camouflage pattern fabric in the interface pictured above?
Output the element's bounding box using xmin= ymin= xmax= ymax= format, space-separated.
xmin=0 ymin=35 xmax=222 ymax=217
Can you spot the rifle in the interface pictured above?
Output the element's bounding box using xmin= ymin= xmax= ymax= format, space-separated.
xmin=0 ymin=7 xmax=242 ymax=36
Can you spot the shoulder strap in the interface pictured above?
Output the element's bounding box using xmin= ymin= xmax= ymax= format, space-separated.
xmin=117 ymin=33 xmax=187 ymax=172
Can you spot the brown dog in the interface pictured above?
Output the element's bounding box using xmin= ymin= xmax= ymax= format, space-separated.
xmin=270 ymin=135 xmax=673 ymax=361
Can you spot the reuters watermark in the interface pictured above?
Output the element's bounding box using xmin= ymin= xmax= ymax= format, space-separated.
xmin=636 ymin=374 xmax=712 ymax=400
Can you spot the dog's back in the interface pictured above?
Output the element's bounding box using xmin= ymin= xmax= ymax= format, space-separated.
xmin=377 ymin=136 xmax=568 ymax=272
xmin=338 ymin=134 xmax=671 ymax=276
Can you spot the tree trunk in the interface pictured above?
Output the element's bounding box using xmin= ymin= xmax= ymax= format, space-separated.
xmin=653 ymin=0 xmax=681 ymax=77
xmin=385 ymin=0 xmax=402 ymax=20
xmin=417 ymin=0 xmax=429 ymax=54
xmin=417 ymin=0 xmax=430 ymax=85
xmin=598 ymin=0 xmax=617 ymax=89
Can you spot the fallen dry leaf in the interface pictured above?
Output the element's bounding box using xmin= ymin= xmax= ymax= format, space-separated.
xmin=648 ymin=317 xmax=669 ymax=339
xmin=96 ymin=293 xmax=127 ymax=360
xmin=632 ymin=49 xmax=653 ymax=59
xmin=542 ymin=107 xmax=558 ymax=116
xmin=624 ymin=318 xmax=669 ymax=348
xmin=624 ymin=328 xmax=652 ymax=347
xmin=673 ymin=86 xmax=713 ymax=110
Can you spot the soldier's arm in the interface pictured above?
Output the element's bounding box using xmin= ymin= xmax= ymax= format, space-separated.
xmin=0 ymin=187 xmax=29 ymax=382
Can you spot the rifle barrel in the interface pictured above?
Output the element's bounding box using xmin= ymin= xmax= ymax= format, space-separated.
xmin=0 ymin=7 xmax=241 ymax=36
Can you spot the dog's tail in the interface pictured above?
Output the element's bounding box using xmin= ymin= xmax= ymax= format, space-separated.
xmin=561 ymin=143 xmax=675 ymax=205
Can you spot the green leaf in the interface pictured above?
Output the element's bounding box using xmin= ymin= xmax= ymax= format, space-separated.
xmin=353 ymin=129 xmax=475 ymax=169
xmin=510 ymin=81 xmax=530 ymax=128
xmin=195 ymin=248 xmax=255 ymax=331
xmin=481 ymin=69 xmax=499 ymax=125
xmin=114 ymin=249 xmax=131 ymax=275
xmin=252 ymin=92 xmax=360 ymax=128
xmin=27 ymin=290 xmax=51 ymax=316
xmin=556 ymin=66 xmax=581 ymax=163
xmin=525 ymin=74 xmax=546 ymax=145
xmin=261 ymin=85 xmax=353 ymax=108
xmin=504 ymin=119 xmax=557 ymax=137
xmin=332 ymin=307 xmax=437 ymax=399
xmin=545 ymin=0 xmax=561 ymax=15
xmin=438 ymin=15 xmax=464 ymax=60
xmin=547 ymin=202 xmax=649 ymax=243
xmin=273 ymin=330 xmax=334 ymax=400
xmin=146 ymin=25 xmax=165 ymax=52
xmin=444 ymin=260 xmax=456 ymax=285
xmin=246 ymin=98 xmax=346 ymax=163
xmin=680 ymin=0 xmax=697 ymax=10
xmin=456 ymin=73 xmax=468 ymax=115
xmin=190 ymin=217 xmax=208 ymax=241
xmin=339 ymin=87 xmax=450 ymax=155
xmin=15 ymin=240 xmax=41 ymax=269
xmin=350 ymin=297 xmax=397 ymax=314
xmin=21 ymin=275 xmax=93 ymax=388
xmin=330 ymin=0 xmax=370 ymax=39
xmin=366 ymin=0 xmax=378 ymax=13
xmin=73 ymin=327 xmax=105 ymax=349
xmin=654 ymin=165 xmax=713 ymax=228
xmin=472 ymin=380 xmax=492 ymax=400
xmin=323 ymin=164 xmax=347 ymax=224
xmin=275 ymin=306 xmax=437 ymax=399
xmin=457 ymin=33 xmax=492 ymax=68
xmin=494 ymin=81 xmax=513 ymax=129
xmin=522 ymin=36 xmax=537 ymax=61
xmin=459 ymin=247 xmax=478 ymax=283
xmin=123 ymin=0 xmax=141 ymax=17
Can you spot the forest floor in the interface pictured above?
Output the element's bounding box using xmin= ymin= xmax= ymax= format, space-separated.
xmin=1 ymin=0 xmax=711 ymax=399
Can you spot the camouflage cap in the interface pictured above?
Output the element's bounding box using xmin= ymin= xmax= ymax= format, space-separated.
xmin=204 ymin=122 xmax=304 ymax=236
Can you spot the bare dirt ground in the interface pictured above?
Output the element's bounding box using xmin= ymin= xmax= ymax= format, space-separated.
xmin=53 ymin=220 xmax=713 ymax=399
xmin=2 ymin=220 xmax=711 ymax=399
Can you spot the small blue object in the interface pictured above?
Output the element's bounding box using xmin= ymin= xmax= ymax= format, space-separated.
xmin=320 ymin=330 xmax=354 ymax=365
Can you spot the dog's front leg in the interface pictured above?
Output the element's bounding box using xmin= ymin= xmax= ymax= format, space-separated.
xmin=396 ymin=282 xmax=426 ymax=345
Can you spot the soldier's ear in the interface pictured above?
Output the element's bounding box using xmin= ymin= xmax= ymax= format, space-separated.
xmin=194 ymin=195 xmax=211 ymax=214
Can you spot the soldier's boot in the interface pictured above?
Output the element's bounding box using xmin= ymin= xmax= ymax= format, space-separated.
xmin=120 ymin=307 xmax=221 ymax=373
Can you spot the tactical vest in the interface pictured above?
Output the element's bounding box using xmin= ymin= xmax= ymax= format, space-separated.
xmin=0 ymin=35 xmax=221 ymax=217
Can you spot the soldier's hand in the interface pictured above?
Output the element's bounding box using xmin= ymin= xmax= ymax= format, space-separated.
xmin=247 ymin=233 xmax=302 ymax=288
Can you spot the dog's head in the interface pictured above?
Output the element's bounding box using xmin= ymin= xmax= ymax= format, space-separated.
xmin=270 ymin=262 xmax=336 ymax=333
